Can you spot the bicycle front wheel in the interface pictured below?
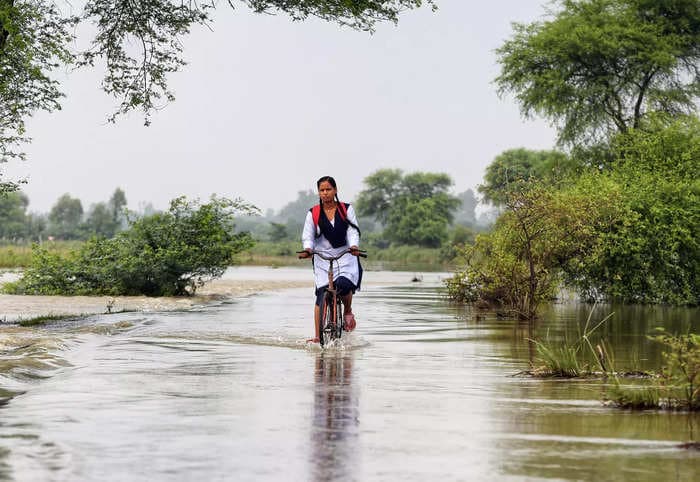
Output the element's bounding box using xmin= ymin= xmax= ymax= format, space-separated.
xmin=335 ymin=298 xmax=344 ymax=340
xmin=319 ymin=295 xmax=335 ymax=347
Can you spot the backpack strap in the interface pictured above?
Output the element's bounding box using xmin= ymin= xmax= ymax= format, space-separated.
xmin=337 ymin=202 xmax=348 ymax=222
xmin=309 ymin=202 xmax=361 ymax=238
xmin=310 ymin=205 xmax=321 ymax=237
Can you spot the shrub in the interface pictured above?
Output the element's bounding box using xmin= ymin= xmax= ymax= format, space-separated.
xmin=4 ymin=196 xmax=257 ymax=296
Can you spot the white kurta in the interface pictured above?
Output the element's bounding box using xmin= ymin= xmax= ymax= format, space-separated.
xmin=302 ymin=204 xmax=361 ymax=290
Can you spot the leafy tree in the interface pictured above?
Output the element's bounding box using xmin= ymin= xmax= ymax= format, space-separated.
xmin=0 ymin=0 xmax=75 ymax=170
xmin=5 ymin=196 xmax=258 ymax=296
xmin=0 ymin=0 xmax=435 ymax=190
xmin=0 ymin=190 xmax=28 ymax=239
xmin=479 ymin=148 xmax=578 ymax=204
xmin=85 ymin=202 xmax=117 ymax=238
xmin=48 ymin=194 xmax=84 ymax=240
xmin=356 ymin=169 xmax=460 ymax=247
xmin=354 ymin=169 xmax=403 ymax=225
xmin=446 ymin=180 xmax=626 ymax=318
xmin=496 ymin=0 xmax=700 ymax=147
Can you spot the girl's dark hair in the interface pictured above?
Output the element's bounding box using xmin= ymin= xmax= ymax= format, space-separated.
xmin=317 ymin=176 xmax=337 ymax=189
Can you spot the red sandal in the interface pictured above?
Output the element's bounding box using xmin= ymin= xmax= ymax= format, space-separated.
xmin=344 ymin=313 xmax=356 ymax=332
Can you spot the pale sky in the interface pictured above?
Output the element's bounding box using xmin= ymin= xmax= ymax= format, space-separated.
xmin=5 ymin=1 xmax=556 ymax=214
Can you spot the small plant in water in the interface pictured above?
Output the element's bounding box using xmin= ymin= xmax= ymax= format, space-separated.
xmin=606 ymin=380 xmax=661 ymax=410
xmin=530 ymin=337 xmax=584 ymax=377
xmin=653 ymin=331 xmax=700 ymax=410
xmin=529 ymin=309 xmax=615 ymax=378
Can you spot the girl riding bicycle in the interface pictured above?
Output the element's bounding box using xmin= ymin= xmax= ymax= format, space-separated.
xmin=298 ymin=176 xmax=362 ymax=343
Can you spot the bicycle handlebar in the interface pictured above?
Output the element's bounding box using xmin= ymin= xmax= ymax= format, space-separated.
xmin=296 ymin=248 xmax=367 ymax=259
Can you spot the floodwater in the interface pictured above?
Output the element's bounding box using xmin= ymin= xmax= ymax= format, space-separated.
xmin=0 ymin=267 xmax=698 ymax=481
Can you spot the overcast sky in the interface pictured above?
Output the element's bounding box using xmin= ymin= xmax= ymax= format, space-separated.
xmin=6 ymin=0 xmax=557 ymax=214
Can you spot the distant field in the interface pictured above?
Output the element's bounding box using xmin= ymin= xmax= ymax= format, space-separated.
xmin=0 ymin=242 xmax=81 ymax=269
xmin=1 ymin=240 xmax=455 ymax=272
xmin=238 ymin=241 xmax=455 ymax=272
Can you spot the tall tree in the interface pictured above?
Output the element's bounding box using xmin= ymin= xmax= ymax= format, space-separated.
xmin=496 ymin=0 xmax=700 ymax=147
xmin=0 ymin=191 xmax=29 ymax=239
xmin=48 ymin=193 xmax=84 ymax=239
xmin=356 ymin=169 xmax=460 ymax=247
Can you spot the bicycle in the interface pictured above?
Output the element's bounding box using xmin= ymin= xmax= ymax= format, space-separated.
xmin=297 ymin=248 xmax=367 ymax=347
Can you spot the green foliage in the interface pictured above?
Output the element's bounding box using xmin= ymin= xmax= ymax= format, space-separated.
xmin=0 ymin=0 xmax=76 ymax=171
xmin=356 ymin=169 xmax=460 ymax=248
xmin=4 ymin=196 xmax=257 ymax=296
xmin=0 ymin=240 xmax=77 ymax=268
xmin=0 ymin=191 xmax=29 ymax=239
xmin=529 ymin=311 xmax=615 ymax=376
xmin=607 ymin=331 xmax=700 ymax=410
xmin=496 ymin=0 xmax=700 ymax=147
xmin=606 ymin=381 xmax=661 ymax=409
xmin=447 ymin=182 xmax=625 ymax=318
xmin=653 ymin=331 xmax=700 ymax=410
xmin=530 ymin=339 xmax=584 ymax=378
xmin=479 ymin=148 xmax=580 ymax=204
xmin=564 ymin=119 xmax=700 ymax=305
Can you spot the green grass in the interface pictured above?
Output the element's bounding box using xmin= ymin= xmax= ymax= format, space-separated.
xmin=606 ymin=380 xmax=661 ymax=409
xmin=16 ymin=313 xmax=83 ymax=327
xmin=236 ymin=241 xmax=453 ymax=271
xmin=0 ymin=241 xmax=81 ymax=269
xmin=530 ymin=338 xmax=586 ymax=377
xmin=3 ymin=240 xmax=455 ymax=272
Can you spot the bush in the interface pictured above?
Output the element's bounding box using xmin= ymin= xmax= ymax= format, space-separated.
xmin=564 ymin=118 xmax=700 ymax=305
xmin=4 ymin=196 xmax=257 ymax=296
xmin=446 ymin=182 xmax=625 ymax=318
xmin=654 ymin=332 xmax=700 ymax=410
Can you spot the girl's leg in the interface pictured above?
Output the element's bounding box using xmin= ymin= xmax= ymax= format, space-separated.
xmin=314 ymin=303 xmax=321 ymax=339
xmin=341 ymin=293 xmax=353 ymax=316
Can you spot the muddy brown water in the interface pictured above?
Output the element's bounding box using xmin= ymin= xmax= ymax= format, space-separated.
xmin=0 ymin=267 xmax=698 ymax=481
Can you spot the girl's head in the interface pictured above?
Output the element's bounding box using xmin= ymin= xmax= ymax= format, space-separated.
xmin=317 ymin=176 xmax=339 ymax=205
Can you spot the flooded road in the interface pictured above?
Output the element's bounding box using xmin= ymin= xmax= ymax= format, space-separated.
xmin=0 ymin=267 xmax=698 ymax=481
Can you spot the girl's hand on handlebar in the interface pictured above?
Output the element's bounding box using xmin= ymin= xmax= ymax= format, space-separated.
xmin=297 ymin=249 xmax=312 ymax=259
xmin=349 ymin=246 xmax=360 ymax=256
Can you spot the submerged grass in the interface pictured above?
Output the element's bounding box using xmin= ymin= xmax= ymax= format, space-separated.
xmin=16 ymin=313 xmax=84 ymax=327
xmin=530 ymin=338 xmax=585 ymax=377
xmin=529 ymin=308 xmax=616 ymax=378
xmin=606 ymin=380 xmax=661 ymax=409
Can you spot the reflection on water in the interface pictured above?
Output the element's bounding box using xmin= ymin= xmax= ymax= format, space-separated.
xmin=311 ymin=352 xmax=358 ymax=482
xmin=0 ymin=270 xmax=698 ymax=481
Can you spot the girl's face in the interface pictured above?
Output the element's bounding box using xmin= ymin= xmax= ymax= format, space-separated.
xmin=318 ymin=181 xmax=337 ymax=204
